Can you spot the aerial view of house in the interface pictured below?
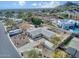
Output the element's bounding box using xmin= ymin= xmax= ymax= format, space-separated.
xmin=0 ymin=1 xmax=79 ymax=58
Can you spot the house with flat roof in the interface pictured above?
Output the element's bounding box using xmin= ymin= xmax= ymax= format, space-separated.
xmin=57 ymin=19 xmax=76 ymax=29
xmin=27 ymin=28 xmax=55 ymax=40
xmin=9 ymin=29 xmax=23 ymax=36
xmin=41 ymin=38 xmax=54 ymax=50
xmin=57 ymin=19 xmax=79 ymax=36
xmin=66 ymin=37 xmax=79 ymax=58
xmin=18 ymin=38 xmax=55 ymax=58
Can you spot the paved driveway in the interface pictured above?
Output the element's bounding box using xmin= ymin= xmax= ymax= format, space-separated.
xmin=0 ymin=22 xmax=21 ymax=58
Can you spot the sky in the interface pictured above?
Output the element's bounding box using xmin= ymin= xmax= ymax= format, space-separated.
xmin=0 ymin=1 xmax=79 ymax=9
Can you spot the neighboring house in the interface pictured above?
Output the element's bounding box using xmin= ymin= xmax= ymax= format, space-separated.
xmin=18 ymin=38 xmax=55 ymax=58
xmin=9 ymin=18 xmax=22 ymax=23
xmin=14 ymin=19 xmax=22 ymax=23
xmin=57 ymin=19 xmax=76 ymax=29
xmin=0 ymin=16 xmax=6 ymax=20
xmin=9 ymin=29 xmax=22 ymax=36
xmin=42 ymin=38 xmax=54 ymax=50
xmin=62 ymin=10 xmax=79 ymax=16
xmin=57 ymin=19 xmax=79 ymax=35
xmin=27 ymin=28 xmax=55 ymax=40
xmin=66 ymin=37 xmax=79 ymax=58
xmin=27 ymin=28 xmax=56 ymax=51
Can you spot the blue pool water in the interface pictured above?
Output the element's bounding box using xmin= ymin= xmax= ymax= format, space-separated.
xmin=70 ymin=28 xmax=79 ymax=34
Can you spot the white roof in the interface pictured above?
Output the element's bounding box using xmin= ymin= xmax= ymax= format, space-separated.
xmin=57 ymin=19 xmax=76 ymax=27
xmin=9 ymin=29 xmax=22 ymax=33
xmin=67 ymin=20 xmax=75 ymax=25
xmin=9 ymin=29 xmax=22 ymax=35
xmin=9 ymin=18 xmax=22 ymax=22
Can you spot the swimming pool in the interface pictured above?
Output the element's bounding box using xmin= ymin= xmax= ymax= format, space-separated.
xmin=70 ymin=28 xmax=79 ymax=34
xmin=57 ymin=19 xmax=79 ymax=35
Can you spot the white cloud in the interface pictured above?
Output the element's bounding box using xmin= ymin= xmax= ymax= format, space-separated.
xmin=32 ymin=3 xmax=37 ymax=6
xmin=18 ymin=1 xmax=26 ymax=6
xmin=32 ymin=1 xmax=61 ymax=8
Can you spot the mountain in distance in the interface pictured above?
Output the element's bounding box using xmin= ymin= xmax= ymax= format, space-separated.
xmin=51 ymin=1 xmax=79 ymax=13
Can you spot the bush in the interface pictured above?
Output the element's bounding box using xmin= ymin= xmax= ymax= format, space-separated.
xmin=27 ymin=49 xmax=40 ymax=58
xmin=31 ymin=17 xmax=43 ymax=27
xmin=52 ymin=49 xmax=70 ymax=58
xmin=60 ymin=13 xmax=69 ymax=18
xmin=5 ymin=19 xmax=15 ymax=27
xmin=51 ymin=35 xmax=61 ymax=45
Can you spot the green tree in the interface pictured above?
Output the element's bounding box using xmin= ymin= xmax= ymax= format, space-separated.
xmin=17 ymin=11 xmax=33 ymax=22
xmin=31 ymin=17 xmax=43 ymax=27
xmin=0 ymin=11 xmax=3 ymax=16
xmin=27 ymin=49 xmax=39 ymax=58
xmin=52 ymin=49 xmax=70 ymax=58
xmin=61 ymin=13 xmax=69 ymax=18
xmin=5 ymin=11 xmax=13 ymax=18
xmin=18 ymin=11 xmax=25 ymax=18
xmin=27 ymin=12 xmax=33 ymax=17
xmin=51 ymin=35 xmax=61 ymax=45
xmin=25 ymin=12 xmax=33 ymax=22
xmin=5 ymin=19 xmax=15 ymax=27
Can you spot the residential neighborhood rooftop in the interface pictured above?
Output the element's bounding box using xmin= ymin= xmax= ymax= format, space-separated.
xmin=27 ymin=28 xmax=55 ymax=39
xmin=66 ymin=37 xmax=79 ymax=51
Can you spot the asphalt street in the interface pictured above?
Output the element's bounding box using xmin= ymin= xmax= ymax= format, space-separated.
xmin=0 ymin=22 xmax=21 ymax=58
